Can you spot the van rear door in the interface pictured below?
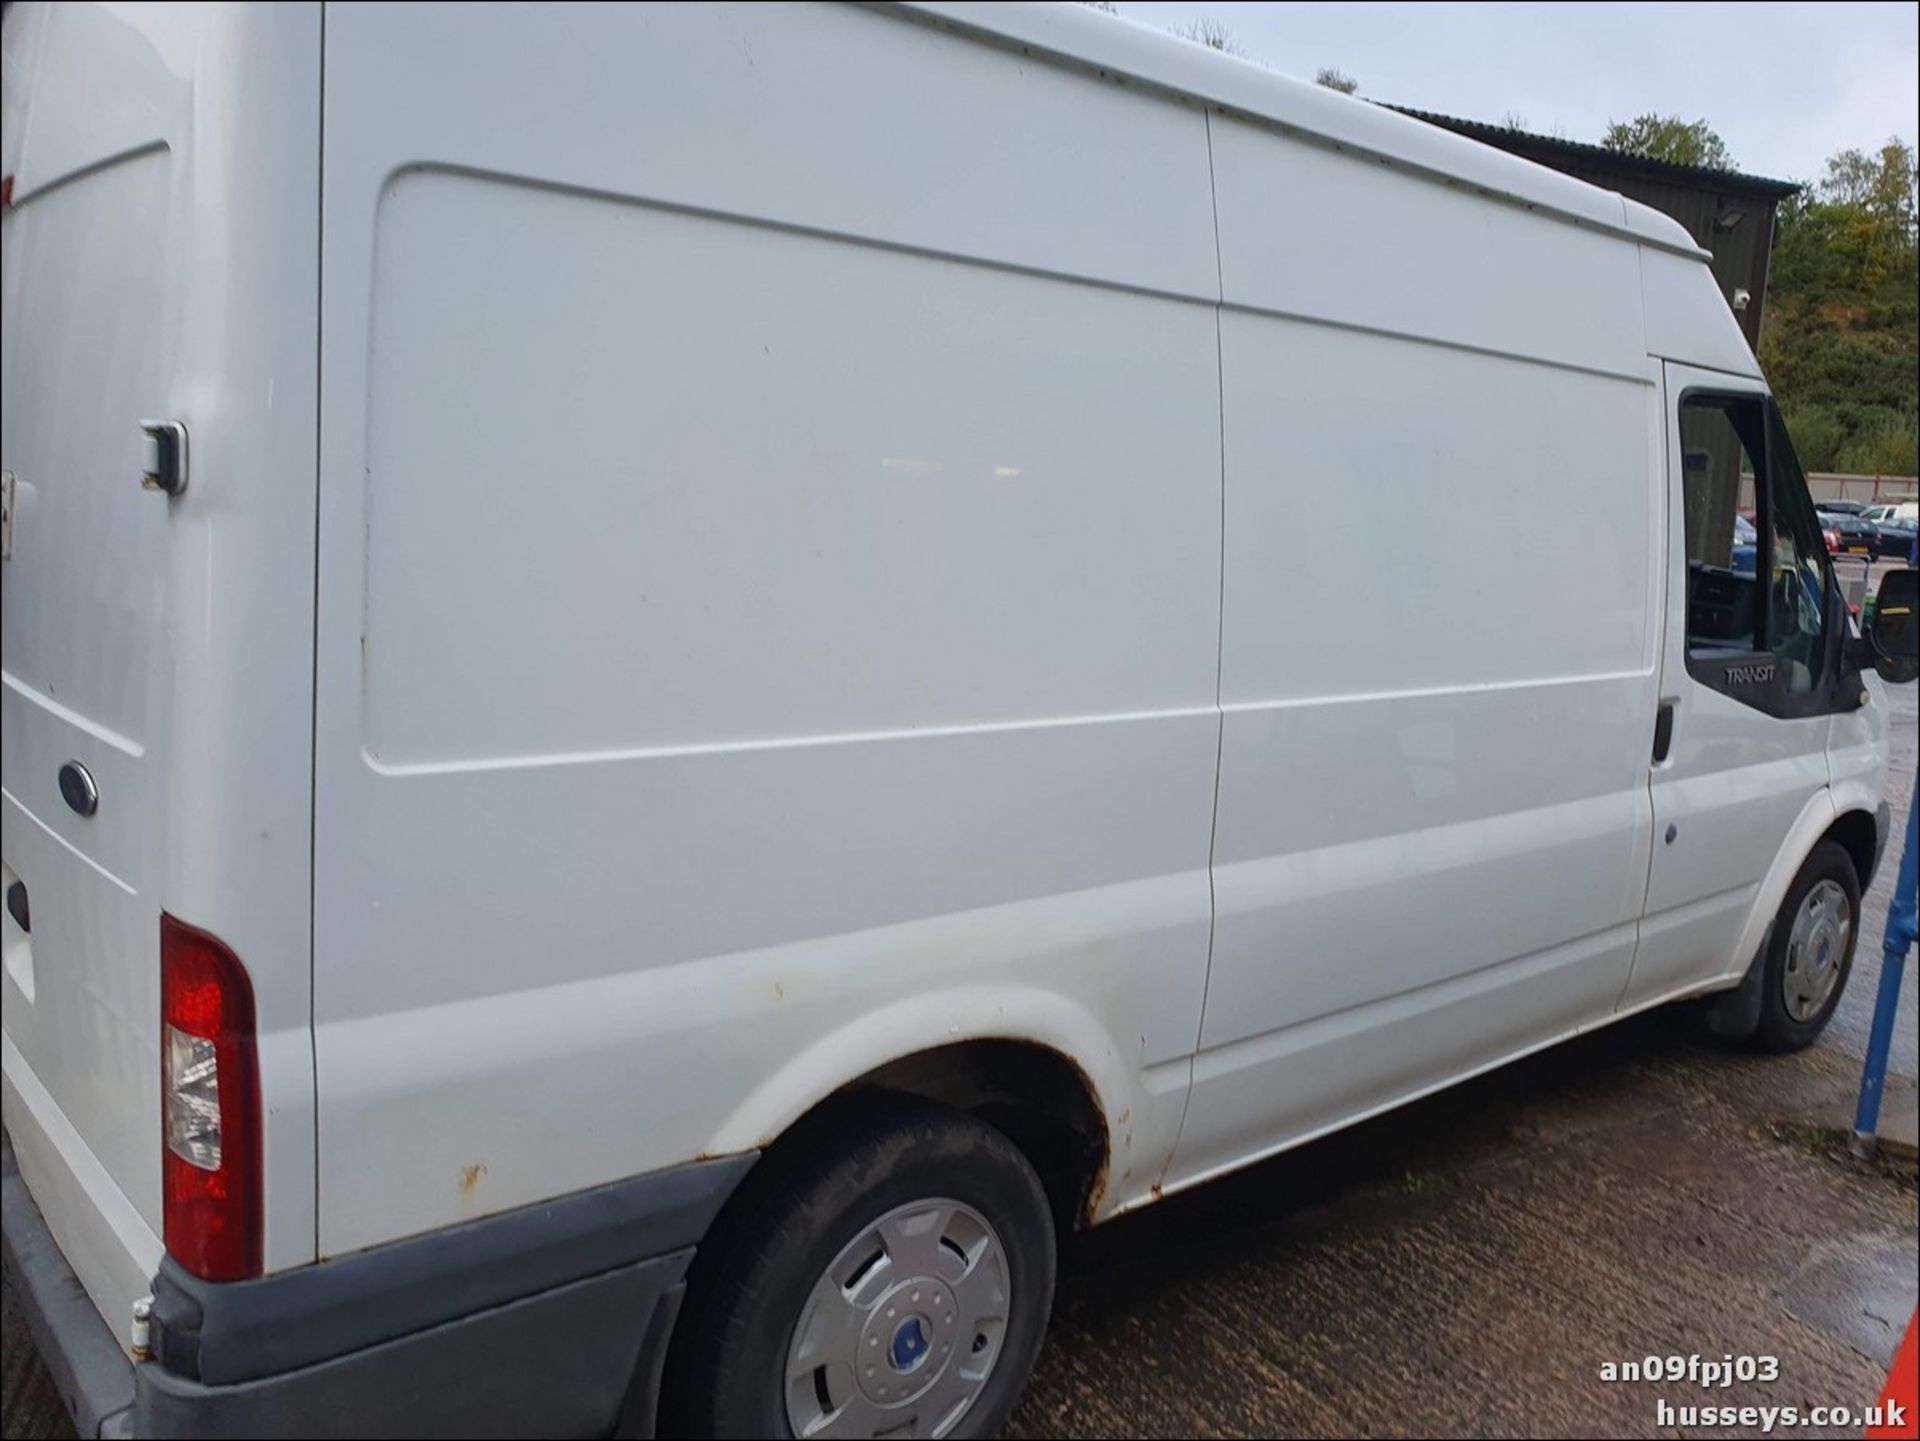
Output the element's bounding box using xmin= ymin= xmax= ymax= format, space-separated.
xmin=2 ymin=2 xmax=188 ymax=1332
xmin=2 ymin=0 xmax=322 ymax=1337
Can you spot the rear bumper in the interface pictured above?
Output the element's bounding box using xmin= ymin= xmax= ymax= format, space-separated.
xmin=1 ymin=1130 xmax=135 ymax=1438
xmin=136 ymin=1258 xmax=690 ymax=1439
xmin=3 ymin=1134 xmax=753 ymax=1438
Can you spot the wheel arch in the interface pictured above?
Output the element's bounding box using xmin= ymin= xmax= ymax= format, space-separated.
xmin=702 ymin=990 xmax=1136 ymax=1228
xmin=1721 ymin=790 xmax=1885 ymax=989
xmin=1721 ymin=788 xmax=1840 ymax=988
xmin=1825 ymin=806 xmax=1880 ymax=894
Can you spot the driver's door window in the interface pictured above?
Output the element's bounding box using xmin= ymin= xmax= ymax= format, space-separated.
xmin=1679 ymin=393 xmax=1830 ymax=709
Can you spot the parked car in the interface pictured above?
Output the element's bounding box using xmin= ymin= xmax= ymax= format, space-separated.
xmin=1874 ymin=516 xmax=1919 ymax=560
xmin=1821 ymin=512 xmax=1879 ymax=556
xmin=1816 ymin=499 xmax=1870 ymax=517
xmin=1732 ymin=512 xmax=1758 ymax=573
xmin=3 ymin=5 xmax=1916 ymax=1440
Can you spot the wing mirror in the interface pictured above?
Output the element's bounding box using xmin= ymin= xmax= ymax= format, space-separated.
xmin=1864 ymin=567 xmax=1918 ymax=684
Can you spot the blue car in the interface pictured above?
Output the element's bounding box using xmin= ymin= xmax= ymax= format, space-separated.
xmin=1872 ymin=516 xmax=1917 ymax=560
xmin=1732 ymin=513 xmax=1757 ymax=574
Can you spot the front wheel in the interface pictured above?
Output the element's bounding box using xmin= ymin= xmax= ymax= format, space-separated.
xmin=667 ymin=1097 xmax=1057 ymax=1439
xmin=1745 ymin=840 xmax=1861 ymax=1052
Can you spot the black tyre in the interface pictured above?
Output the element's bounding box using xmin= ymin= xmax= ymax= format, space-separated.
xmin=667 ymin=1096 xmax=1056 ymax=1439
xmin=1747 ymin=840 xmax=1861 ymax=1053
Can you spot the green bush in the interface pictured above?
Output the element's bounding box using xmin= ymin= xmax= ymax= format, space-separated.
xmin=1834 ymin=412 xmax=1919 ymax=477
xmin=1779 ymin=405 xmax=1848 ymax=471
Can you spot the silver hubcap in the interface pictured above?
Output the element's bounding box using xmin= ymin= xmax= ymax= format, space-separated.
xmin=1783 ymin=879 xmax=1851 ymax=1022
xmin=784 ymin=1199 xmax=1010 ymax=1439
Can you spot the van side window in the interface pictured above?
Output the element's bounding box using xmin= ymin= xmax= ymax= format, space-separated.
xmin=1679 ymin=394 xmax=1830 ymax=707
xmin=1679 ymin=400 xmax=1760 ymax=653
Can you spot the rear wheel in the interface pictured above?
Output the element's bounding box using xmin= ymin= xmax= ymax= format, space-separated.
xmin=668 ymin=1098 xmax=1056 ymax=1439
xmin=1747 ymin=841 xmax=1860 ymax=1052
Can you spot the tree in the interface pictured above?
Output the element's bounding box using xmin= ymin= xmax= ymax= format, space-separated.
xmin=1601 ymin=114 xmax=1735 ymax=172
xmin=1816 ymin=141 xmax=1916 ymax=235
xmin=1172 ymin=17 xmax=1247 ymax=57
xmin=1761 ymin=139 xmax=1919 ymax=474
xmin=1315 ymin=67 xmax=1358 ymax=95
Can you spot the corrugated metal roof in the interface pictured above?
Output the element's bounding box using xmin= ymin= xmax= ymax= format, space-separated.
xmin=1386 ymin=106 xmax=1801 ymax=199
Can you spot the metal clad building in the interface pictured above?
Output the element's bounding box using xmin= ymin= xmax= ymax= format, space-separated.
xmin=1392 ymin=109 xmax=1799 ymax=352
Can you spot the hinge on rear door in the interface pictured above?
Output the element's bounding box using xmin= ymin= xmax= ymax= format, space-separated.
xmin=1 ymin=470 xmax=14 ymax=559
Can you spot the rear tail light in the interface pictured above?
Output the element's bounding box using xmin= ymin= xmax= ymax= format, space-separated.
xmin=160 ymin=914 xmax=262 ymax=1281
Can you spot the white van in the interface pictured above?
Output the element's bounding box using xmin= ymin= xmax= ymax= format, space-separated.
xmin=4 ymin=4 xmax=1916 ymax=1437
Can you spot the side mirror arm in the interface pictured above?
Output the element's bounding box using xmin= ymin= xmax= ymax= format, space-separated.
xmin=1828 ymin=571 xmax=1870 ymax=706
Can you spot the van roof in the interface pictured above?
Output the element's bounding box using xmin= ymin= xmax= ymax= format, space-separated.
xmin=904 ymin=2 xmax=1712 ymax=263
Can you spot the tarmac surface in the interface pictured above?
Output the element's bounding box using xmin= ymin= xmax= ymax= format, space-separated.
xmin=4 ymin=676 xmax=1916 ymax=1441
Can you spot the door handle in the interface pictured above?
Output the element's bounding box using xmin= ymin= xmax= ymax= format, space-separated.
xmin=1652 ymin=699 xmax=1676 ymax=764
xmin=138 ymin=419 xmax=188 ymax=497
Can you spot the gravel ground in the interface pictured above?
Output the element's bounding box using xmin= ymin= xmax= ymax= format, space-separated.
xmin=5 ymin=673 xmax=1915 ymax=1441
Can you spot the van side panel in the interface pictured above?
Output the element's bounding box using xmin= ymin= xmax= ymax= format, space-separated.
xmin=1640 ymin=247 xmax=1763 ymax=379
xmin=314 ymin=2 xmax=1222 ymax=1255
xmin=1206 ymin=115 xmax=1646 ymax=375
xmin=1170 ymin=115 xmax=1660 ymax=1185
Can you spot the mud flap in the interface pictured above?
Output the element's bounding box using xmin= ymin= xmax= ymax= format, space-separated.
xmin=1704 ymin=924 xmax=1772 ymax=1039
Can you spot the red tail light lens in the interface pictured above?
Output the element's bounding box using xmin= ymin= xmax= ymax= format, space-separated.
xmin=160 ymin=914 xmax=262 ymax=1281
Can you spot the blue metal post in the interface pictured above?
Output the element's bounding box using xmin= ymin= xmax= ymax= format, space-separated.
xmin=1853 ymin=779 xmax=1919 ymax=1154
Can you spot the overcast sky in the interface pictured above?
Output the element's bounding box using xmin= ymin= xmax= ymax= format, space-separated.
xmin=1109 ymin=2 xmax=1918 ymax=183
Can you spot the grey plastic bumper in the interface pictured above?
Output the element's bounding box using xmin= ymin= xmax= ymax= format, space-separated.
xmin=3 ymin=1132 xmax=753 ymax=1439
xmin=136 ymin=1255 xmax=688 ymax=1439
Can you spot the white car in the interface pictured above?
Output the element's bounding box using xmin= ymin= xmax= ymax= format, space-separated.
xmin=3 ymin=4 xmax=1914 ymax=1438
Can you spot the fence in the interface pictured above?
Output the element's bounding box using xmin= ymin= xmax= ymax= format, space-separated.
xmin=1805 ymin=473 xmax=1919 ymax=506
xmin=1736 ymin=473 xmax=1918 ymax=511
